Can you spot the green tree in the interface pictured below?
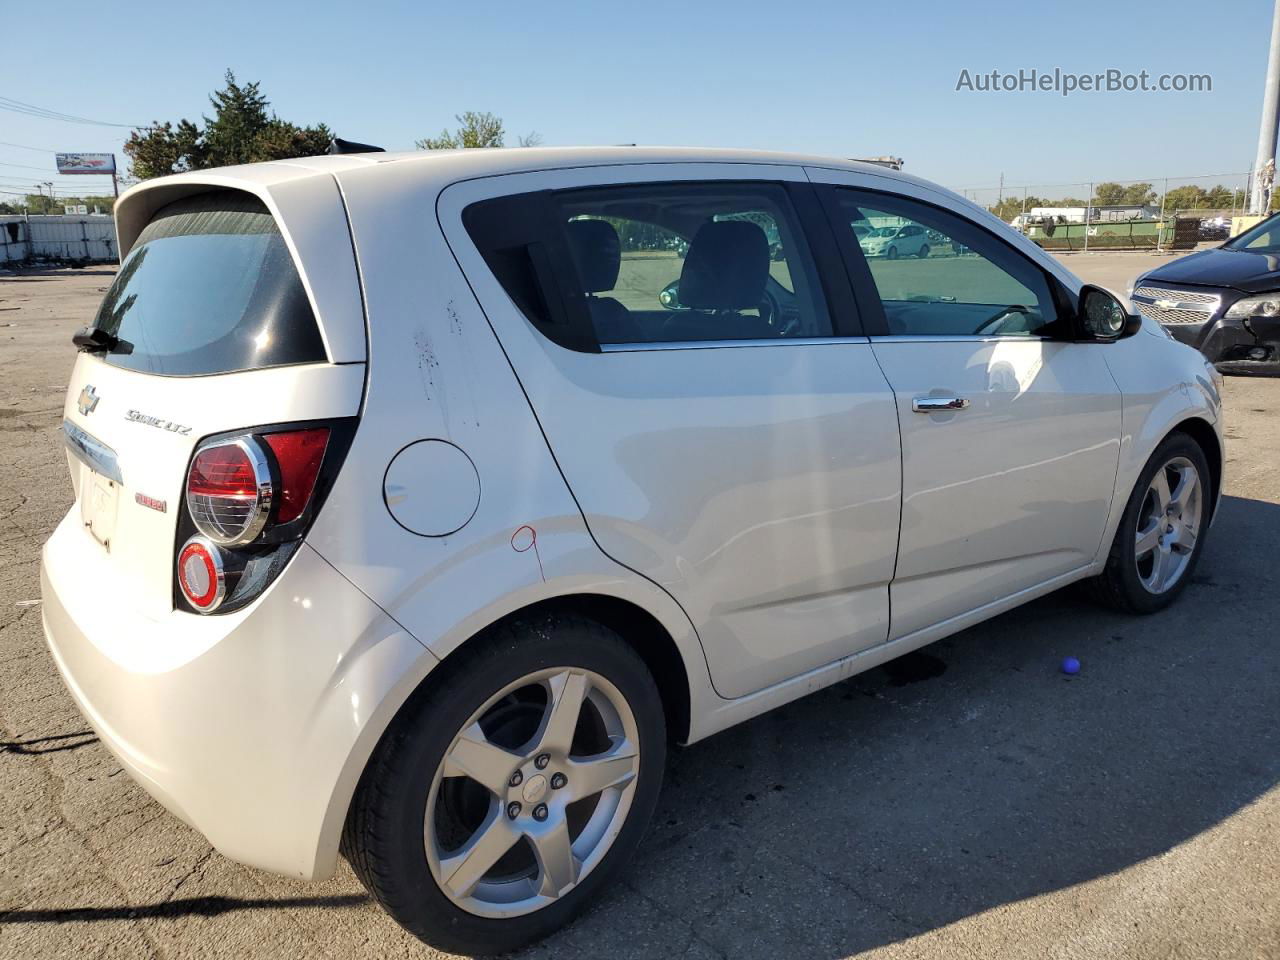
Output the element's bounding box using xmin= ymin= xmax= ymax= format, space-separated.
xmin=415 ymin=111 xmax=542 ymax=150
xmin=202 ymin=72 xmax=272 ymax=167
xmin=18 ymin=194 xmax=115 ymax=214
xmin=417 ymin=111 xmax=506 ymax=149
xmin=123 ymin=71 xmax=331 ymax=179
xmin=22 ymin=194 xmax=58 ymax=215
xmin=252 ymin=117 xmax=334 ymax=162
xmin=1121 ymin=182 xmax=1156 ymax=205
xmin=1162 ymin=185 xmax=1209 ymax=213
xmin=123 ymin=119 xmax=204 ymax=179
xmin=988 ymin=195 xmax=1048 ymax=222
xmin=1092 ymin=182 xmax=1127 ymax=206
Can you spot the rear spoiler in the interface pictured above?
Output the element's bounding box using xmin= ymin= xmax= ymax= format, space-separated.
xmin=327 ymin=138 xmax=385 ymax=155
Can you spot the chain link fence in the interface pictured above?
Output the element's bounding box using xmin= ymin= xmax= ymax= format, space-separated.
xmin=948 ymin=172 xmax=1258 ymax=250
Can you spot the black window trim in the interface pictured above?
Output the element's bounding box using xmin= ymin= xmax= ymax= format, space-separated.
xmin=462 ymin=178 xmax=866 ymax=353
xmin=814 ymin=184 xmax=1072 ymax=340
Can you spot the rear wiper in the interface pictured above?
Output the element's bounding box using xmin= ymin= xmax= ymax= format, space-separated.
xmin=71 ymin=326 xmax=130 ymax=354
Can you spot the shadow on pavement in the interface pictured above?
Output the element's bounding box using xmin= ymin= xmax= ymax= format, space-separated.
xmin=0 ymin=731 xmax=97 ymax=755
xmin=1 ymin=894 xmax=370 ymax=924
xmin=552 ymin=493 xmax=1279 ymax=958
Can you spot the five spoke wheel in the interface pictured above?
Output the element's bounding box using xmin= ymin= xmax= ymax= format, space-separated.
xmin=1134 ymin=455 xmax=1203 ymax=595
xmin=425 ymin=667 xmax=640 ymax=918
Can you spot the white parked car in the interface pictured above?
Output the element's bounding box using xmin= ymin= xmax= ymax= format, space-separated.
xmin=42 ymin=147 xmax=1223 ymax=955
xmin=858 ymin=221 xmax=931 ymax=259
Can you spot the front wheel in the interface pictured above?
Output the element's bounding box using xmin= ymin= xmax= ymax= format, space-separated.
xmin=917 ymin=243 xmax=930 ymax=259
xmin=1088 ymin=433 xmax=1211 ymax=613
xmin=344 ymin=614 xmax=666 ymax=955
xmin=886 ymin=245 xmax=899 ymax=260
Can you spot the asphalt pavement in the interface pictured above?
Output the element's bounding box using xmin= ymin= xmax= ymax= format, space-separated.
xmin=0 ymin=258 xmax=1276 ymax=959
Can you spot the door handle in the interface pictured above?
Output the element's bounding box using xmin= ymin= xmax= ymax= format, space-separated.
xmin=912 ymin=396 xmax=970 ymax=413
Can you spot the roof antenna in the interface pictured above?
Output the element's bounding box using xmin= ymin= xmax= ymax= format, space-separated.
xmin=327 ymin=138 xmax=386 ymax=155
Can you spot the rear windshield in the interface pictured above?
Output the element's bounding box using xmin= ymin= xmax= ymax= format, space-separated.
xmin=95 ymin=190 xmax=326 ymax=376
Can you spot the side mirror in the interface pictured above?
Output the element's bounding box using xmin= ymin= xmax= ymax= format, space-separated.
xmin=658 ymin=279 xmax=684 ymax=311
xmin=1078 ymin=284 xmax=1141 ymax=341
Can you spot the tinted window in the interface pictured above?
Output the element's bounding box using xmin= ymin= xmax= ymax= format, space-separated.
xmin=95 ymin=190 xmax=326 ymax=375
xmin=554 ymin=183 xmax=832 ymax=344
xmin=835 ymin=190 xmax=1057 ymax=338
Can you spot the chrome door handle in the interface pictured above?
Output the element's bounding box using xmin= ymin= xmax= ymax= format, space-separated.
xmin=912 ymin=396 xmax=970 ymax=413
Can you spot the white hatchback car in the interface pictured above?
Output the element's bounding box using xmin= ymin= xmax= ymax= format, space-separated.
xmin=42 ymin=147 xmax=1223 ymax=954
xmin=858 ymin=221 xmax=930 ymax=259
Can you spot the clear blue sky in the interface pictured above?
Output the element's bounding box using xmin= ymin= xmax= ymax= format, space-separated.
xmin=1 ymin=0 xmax=1274 ymax=203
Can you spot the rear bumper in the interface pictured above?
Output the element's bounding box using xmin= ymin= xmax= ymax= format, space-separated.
xmin=40 ymin=512 xmax=432 ymax=880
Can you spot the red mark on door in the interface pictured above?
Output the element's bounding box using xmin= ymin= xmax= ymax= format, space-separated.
xmin=511 ymin=525 xmax=545 ymax=582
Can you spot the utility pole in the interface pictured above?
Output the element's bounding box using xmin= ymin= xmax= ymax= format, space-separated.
xmin=1252 ymin=0 xmax=1280 ymax=214
xmin=1157 ymin=176 xmax=1169 ymax=254
xmin=1084 ymin=181 xmax=1093 ymax=253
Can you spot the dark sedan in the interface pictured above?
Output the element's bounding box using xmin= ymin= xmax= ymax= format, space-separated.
xmin=1132 ymin=214 xmax=1280 ymax=373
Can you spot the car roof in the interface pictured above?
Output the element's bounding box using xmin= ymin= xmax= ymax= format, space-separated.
xmin=120 ymin=146 xmax=936 ymax=201
xmin=114 ymin=147 xmax=973 ymax=258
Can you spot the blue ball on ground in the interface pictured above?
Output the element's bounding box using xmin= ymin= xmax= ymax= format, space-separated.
xmin=1061 ymin=656 xmax=1081 ymax=675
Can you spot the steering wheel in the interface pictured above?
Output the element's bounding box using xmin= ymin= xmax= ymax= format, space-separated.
xmin=758 ymin=291 xmax=786 ymax=330
xmin=972 ymin=305 xmax=1032 ymax=336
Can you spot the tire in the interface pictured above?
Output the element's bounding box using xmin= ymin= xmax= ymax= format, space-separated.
xmin=1088 ymin=432 xmax=1212 ymax=613
xmin=343 ymin=614 xmax=666 ymax=955
xmin=917 ymin=243 xmax=930 ymax=259
xmin=886 ymin=245 xmax=899 ymax=260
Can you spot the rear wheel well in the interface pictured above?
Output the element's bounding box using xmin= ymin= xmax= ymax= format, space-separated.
xmin=1170 ymin=417 xmax=1221 ymax=516
xmin=451 ymin=594 xmax=691 ymax=745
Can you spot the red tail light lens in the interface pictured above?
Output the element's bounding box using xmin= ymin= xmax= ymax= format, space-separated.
xmin=186 ymin=439 xmax=272 ymax=546
xmin=177 ymin=419 xmax=351 ymax=616
xmin=263 ymin=428 xmax=329 ymax=524
xmin=177 ymin=537 xmax=226 ymax=612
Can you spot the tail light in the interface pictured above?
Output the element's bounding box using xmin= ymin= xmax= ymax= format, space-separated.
xmin=186 ymin=439 xmax=273 ymax=546
xmin=176 ymin=420 xmax=351 ymax=615
xmin=261 ymin=428 xmax=329 ymax=524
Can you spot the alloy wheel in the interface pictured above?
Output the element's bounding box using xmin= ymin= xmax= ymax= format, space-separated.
xmin=424 ymin=667 xmax=640 ymax=918
xmin=1134 ymin=455 xmax=1203 ymax=594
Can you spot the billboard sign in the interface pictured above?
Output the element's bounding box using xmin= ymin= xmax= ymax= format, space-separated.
xmin=55 ymin=153 xmax=116 ymax=175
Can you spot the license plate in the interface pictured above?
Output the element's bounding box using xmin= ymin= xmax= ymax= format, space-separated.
xmin=80 ymin=468 xmax=119 ymax=550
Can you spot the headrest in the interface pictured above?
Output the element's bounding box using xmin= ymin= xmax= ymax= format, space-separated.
xmin=678 ymin=220 xmax=769 ymax=310
xmin=565 ymin=219 xmax=621 ymax=293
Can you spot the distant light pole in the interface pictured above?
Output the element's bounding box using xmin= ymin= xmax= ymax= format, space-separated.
xmin=1251 ymin=0 xmax=1280 ymax=214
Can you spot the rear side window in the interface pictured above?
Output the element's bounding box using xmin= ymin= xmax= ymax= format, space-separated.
xmin=463 ymin=182 xmax=833 ymax=349
xmin=95 ymin=190 xmax=326 ymax=376
xmin=554 ymin=183 xmax=831 ymax=344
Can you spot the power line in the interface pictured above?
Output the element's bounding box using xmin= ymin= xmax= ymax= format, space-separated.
xmin=0 ymin=139 xmax=65 ymax=153
xmin=0 ymin=160 xmax=58 ymax=173
xmin=0 ymin=95 xmax=143 ymax=128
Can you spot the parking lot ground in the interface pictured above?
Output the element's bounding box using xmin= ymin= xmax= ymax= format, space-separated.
xmin=1 ymin=261 xmax=1278 ymax=960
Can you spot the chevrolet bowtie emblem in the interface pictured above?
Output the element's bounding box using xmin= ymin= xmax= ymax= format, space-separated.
xmin=1155 ymin=299 xmax=1179 ymax=310
xmin=77 ymin=384 xmax=99 ymax=416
